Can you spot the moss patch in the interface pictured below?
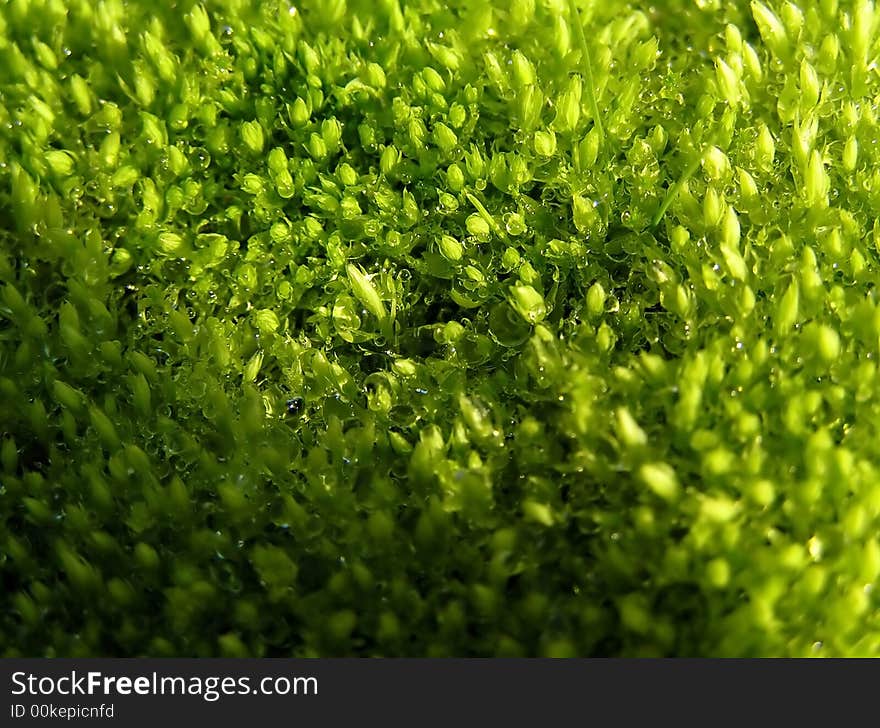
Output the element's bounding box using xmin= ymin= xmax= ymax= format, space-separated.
xmin=2 ymin=0 xmax=880 ymax=656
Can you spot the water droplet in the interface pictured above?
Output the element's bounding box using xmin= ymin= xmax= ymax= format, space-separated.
xmin=285 ymin=397 xmax=305 ymax=416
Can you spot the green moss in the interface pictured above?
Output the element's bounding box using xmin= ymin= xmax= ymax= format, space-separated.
xmin=2 ymin=0 xmax=880 ymax=656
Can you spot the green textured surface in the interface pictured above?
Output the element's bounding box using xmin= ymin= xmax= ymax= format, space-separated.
xmin=2 ymin=0 xmax=880 ymax=656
